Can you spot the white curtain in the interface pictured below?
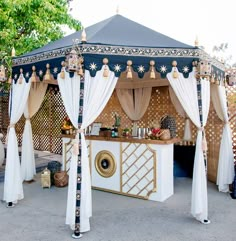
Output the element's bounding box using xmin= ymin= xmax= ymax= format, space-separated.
xmin=169 ymin=86 xmax=192 ymax=141
xmin=167 ymin=68 xmax=211 ymax=223
xmin=60 ymin=66 xmax=118 ymax=233
xmin=80 ymin=67 xmax=118 ymax=231
xmin=57 ymin=70 xmax=81 ymax=231
xmin=3 ymin=77 xmax=31 ymax=203
xmin=21 ymin=82 xmax=48 ymax=181
xmin=211 ymin=85 xmax=234 ymax=192
xmin=0 ymin=133 xmax=4 ymax=166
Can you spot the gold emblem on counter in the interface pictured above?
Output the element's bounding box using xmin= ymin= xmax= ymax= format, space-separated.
xmin=95 ymin=151 xmax=116 ymax=178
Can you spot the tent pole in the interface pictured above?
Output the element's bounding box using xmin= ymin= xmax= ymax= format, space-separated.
xmin=73 ymin=75 xmax=84 ymax=239
xmin=196 ymin=77 xmax=210 ymax=224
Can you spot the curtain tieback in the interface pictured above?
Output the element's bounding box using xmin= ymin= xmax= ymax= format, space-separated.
xmin=198 ymin=126 xmax=208 ymax=152
xmin=72 ymin=129 xmax=84 ymax=156
xmin=224 ymin=121 xmax=229 ymax=125
xmin=198 ymin=127 xmax=204 ymax=131
xmin=25 ymin=118 xmax=30 ymax=121
xmin=77 ymin=129 xmax=84 ymax=134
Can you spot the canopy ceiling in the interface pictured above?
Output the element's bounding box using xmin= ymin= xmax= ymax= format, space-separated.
xmin=12 ymin=14 xmax=225 ymax=82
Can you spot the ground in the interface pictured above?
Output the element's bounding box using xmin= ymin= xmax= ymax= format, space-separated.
xmin=0 ymin=176 xmax=235 ymax=241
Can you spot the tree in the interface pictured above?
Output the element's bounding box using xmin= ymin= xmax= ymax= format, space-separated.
xmin=0 ymin=0 xmax=81 ymax=88
xmin=212 ymin=43 xmax=233 ymax=68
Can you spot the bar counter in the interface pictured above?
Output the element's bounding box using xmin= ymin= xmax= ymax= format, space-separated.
xmin=62 ymin=134 xmax=179 ymax=202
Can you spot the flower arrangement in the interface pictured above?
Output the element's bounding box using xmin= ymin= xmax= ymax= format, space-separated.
xmin=61 ymin=116 xmax=74 ymax=134
xmin=122 ymin=128 xmax=131 ymax=137
xmin=146 ymin=128 xmax=161 ymax=140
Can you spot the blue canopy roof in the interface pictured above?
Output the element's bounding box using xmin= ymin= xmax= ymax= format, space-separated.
xmin=12 ymin=14 xmax=224 ymax=82
xmin=22 ymin=14 xmax=194 ymax=57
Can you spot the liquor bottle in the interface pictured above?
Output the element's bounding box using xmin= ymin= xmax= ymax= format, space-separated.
xmin=111 ymin=126 xmax=115 ymax=138
xmin=114 ymin=126 xmax=118 ymax=137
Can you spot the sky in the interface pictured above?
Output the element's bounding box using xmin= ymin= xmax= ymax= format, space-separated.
xmin=70 ymin=0 xmax=236 ymax=65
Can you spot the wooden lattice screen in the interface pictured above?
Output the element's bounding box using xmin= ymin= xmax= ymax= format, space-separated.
xmin=0 ymin=87 xmax=67 ymax=154
xmin=0 ymin=84 xmax=235 ymax=181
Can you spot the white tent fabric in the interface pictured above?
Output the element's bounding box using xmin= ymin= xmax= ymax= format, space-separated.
xmin=3 ymin=77 xmax=31 ymax=203
xmin=21 ymin=82 xmax=48 ymax=181
xmin=59 ymin=66 xmax=118 ymax=233
xmin=80 ymin=67 xmax=118 ymax=231
xmin=168 ymin=86 xmax=192 ymax=141
xmin=211 ymin=85 xmax=234 ymax=192
xmin=167 ymin=68 xmax=210 ymax=223
xmin=57 ymin=70 xmax=81 ymax=230
xmin=21 ymin=113 xmax=35 ymax=181
xmin=0 ymin=133 xmax=4 ymax=166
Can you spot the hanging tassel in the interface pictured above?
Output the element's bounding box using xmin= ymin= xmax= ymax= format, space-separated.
xmin=8 ymin=76 xmax=12 ymax=84
xmin=150 ymin=60 xmax=156 ymax=79
xmin=103 ymin=65 xmax=109 ymax=77
xmin=0 ymin=65 xmax=6 ymax=81
xmin=173 ymin=68 xmax=178 ymax=78
xmin=126 ymin=60 xmax=133 ymax=79
xmin=78 ymin=65 xmax=83 ymax=76
xmin=60 ymin=61 xmax=66 ymax=79
xmin=18 ymin=68 xmax=23 ymax=84
xmin=31 ymin=66 xmax=37 ymax=82
xmin=77 ymin=57 xmax=84 ymax=76
xmin=210 ymin=75 xmax=215 ymax=84
xmin=172 ymin=61 xmax=178 ymax=78
xmin=44 ymin=63 xmax=51 ymax=81
xmin=11 ymin=47 xmax=16 ymax=57
xmin=216 ymin=78 xmax=220 ymax=85
xmin=102 ymin=58 xmax=109 ymax=78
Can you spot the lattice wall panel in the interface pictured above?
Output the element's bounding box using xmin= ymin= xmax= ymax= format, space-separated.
xmin=0 ymin=92 xmax=10 ymax=143
xmin=31 ymin=89 xmax=67 ymax=154
xmin=206 ymin=102 xmax=224 ymax=182
xmin=95 ymin=87 xmax=193 ymax=139
xmin=227 ymin=85 xmax=236 ymax=160
xmin=121 ymin=142 xmax=156 ymax=199
xmin=0 ymin=89 xmax=67 ymax=155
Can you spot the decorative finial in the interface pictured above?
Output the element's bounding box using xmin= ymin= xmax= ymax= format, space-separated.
xmin=194 ymin=35 xmax=199 ymax=47
xmin=11 ymin=47 xmax=16 ymax=57
xmin=60 ymin=61 xmax=66 ymax=79
xmin=31 ymin=66 xmax=37 ymax=82
xmin=116 ymin=5 xmax=119 ymax=14
xmin=81 ymin=28 xmax=87 ymax=43
xmin=172 ymin=60 xmax=177 ymax=67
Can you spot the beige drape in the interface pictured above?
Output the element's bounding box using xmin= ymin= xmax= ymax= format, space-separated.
xmin=21 ymin=82 xmax=48 ymax=181
xmin=28 ymin=82 xmax=48 ymax=118
xmin=210 ymin=85 xmax=224 ymax=120
xmin=116 ymin=87 xmax=152 ymax=121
